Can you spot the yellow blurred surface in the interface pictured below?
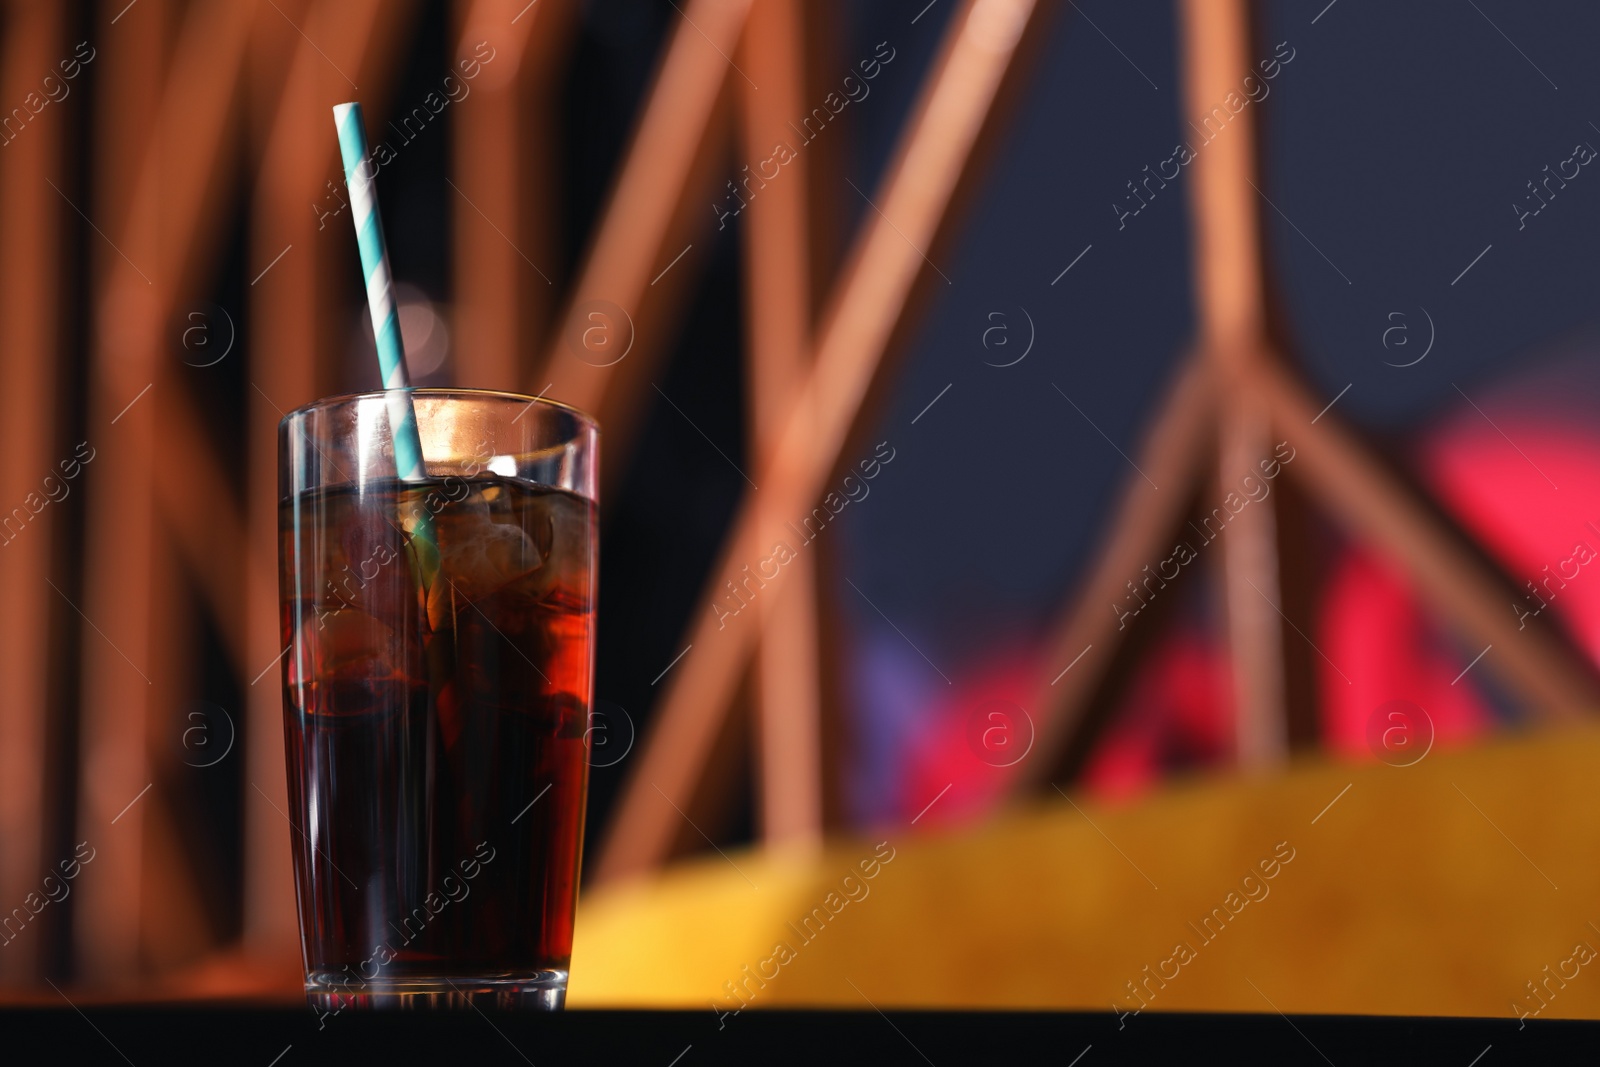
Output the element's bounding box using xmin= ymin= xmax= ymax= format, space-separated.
xmin=571 ymin=724 xmax=1600 ymax=1020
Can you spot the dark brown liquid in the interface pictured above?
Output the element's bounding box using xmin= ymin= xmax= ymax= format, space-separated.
xmin=278 ymin=477 xmax=594 ymax=993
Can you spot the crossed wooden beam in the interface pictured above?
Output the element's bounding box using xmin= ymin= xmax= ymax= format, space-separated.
xmin=586 ymin=0 xmax=1048 ymax=882
xmin=586 ymin=0 xmax=1600 ymax=884
xmin=1018 ymin=0 xmax=1600 ymax=790
xmin=65 ymin=0 xmax=563 ymax=977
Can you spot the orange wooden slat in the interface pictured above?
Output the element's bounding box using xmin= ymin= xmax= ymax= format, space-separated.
xmin=534 ymin=0 xmax=749 ymax=448
xmin=738 ymin=0 xmax=823 ymax=851
xmin=596 ymin=0 xmax=1044 ymax=883
xmin=1178 ymin=0 xmax=1286 ymax=765
xmin=74 ymin=0 xmax=173 ymax=984
xmin=1178 ymin=0 xmax=1264 ymax=367
xmin=450 ymin=0 xmax=576 ymax=390
xmin=0 ymin=0 xmax=65 ymax=984
xmin=1215 ymin=397 xmax=1289 ymax=765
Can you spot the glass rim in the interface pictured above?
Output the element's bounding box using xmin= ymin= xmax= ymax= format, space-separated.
xmin=280 ymin=387 xmax=600 ymax=436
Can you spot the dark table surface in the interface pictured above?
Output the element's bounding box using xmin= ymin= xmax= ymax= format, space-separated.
xmin=0 ymin=1006 xmax=1588 ymax=1065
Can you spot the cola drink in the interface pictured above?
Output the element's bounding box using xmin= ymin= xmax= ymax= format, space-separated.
xmin=279 ymin=473 xmax=595 ymax=1011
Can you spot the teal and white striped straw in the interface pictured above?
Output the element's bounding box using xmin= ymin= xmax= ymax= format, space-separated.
xmin=333 ymin=101 xmax=427 ymax=483
xmin=333 ymin=101 xmax=439 ymax=589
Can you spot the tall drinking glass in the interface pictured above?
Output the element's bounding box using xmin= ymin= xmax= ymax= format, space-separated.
xmin=277 ymin=390 xmax=597 ymax=1011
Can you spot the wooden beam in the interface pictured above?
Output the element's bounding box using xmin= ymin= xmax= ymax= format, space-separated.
xmin=738 ymin=0 xmax=812 ymax=462
xmin=596 ymin=0 xmax=1044 ymax=883
xmin=1256 ymin=359 xmax=1600 ymax=718
xmin=1215 ymin=395 xmax=1289 ymax=764
xmin=451 ymin=0 xmax=576 ymax=390
xmin=0 ymin=0 xmax=64 ymax=984
xmin=1022 ymin=0 xmax=1599 ymax=797
xmin=243 ymin=0 xmax=415 ymax=954
xmin=738 ymin=0 xmax=823 ymax=852
xmin=533 ymin=0 xmax=747 ymax=459
xmin=67 ymin=0 xmax=288 ymax=702
xmin=76 ymin=0 xmax=261 ymax=982
xmin=1178 ymin=0 xmax=1264 ymax=366
xmin=1018 ymin=356 xmax=1216 ymax=790
xmin=1179 ymin=0 xmax=1285 ymax=765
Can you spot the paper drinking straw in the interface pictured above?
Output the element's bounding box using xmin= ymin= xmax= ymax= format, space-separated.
xmin=333 ymin=102 xmax=428 ymax=480
xmin=333 ymin=102 xmax=439 ymax=583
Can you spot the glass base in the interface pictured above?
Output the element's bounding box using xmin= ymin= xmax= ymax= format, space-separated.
xmin=305 ymin=970 xmax=568 ymax=1012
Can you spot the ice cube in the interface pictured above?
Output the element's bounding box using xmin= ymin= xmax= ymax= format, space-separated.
xmin=427 ymin=495 xmax=542 ymax=631
xmin=292 ymin=607 xmax=398 ymax=688
xmin=504 ymin=490 xmax=591 ymax=609
xmin=336 ymin=507 xmax=415 ymax=623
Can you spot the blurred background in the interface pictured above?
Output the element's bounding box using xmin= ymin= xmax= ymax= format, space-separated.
xmin=6 ymin=0 xmax=1600 ymax=1019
